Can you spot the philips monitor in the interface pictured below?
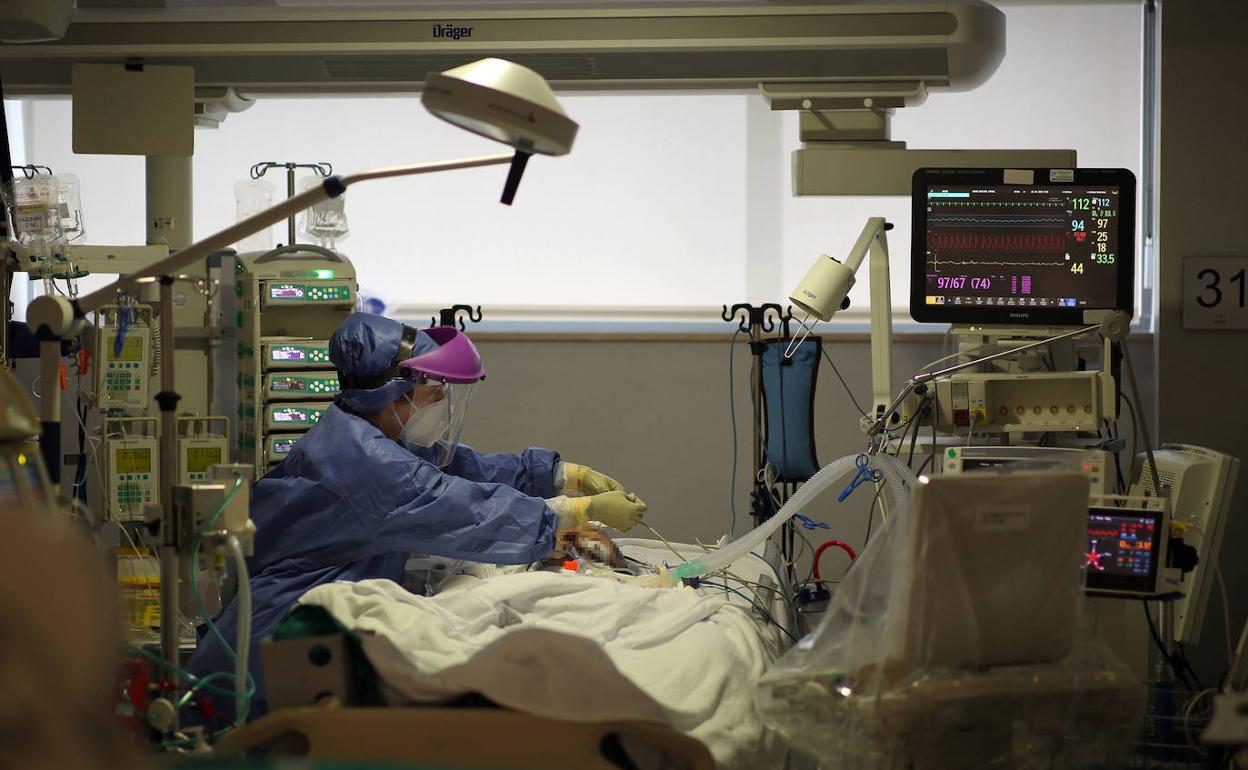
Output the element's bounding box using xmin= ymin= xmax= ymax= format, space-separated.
xmin=911 ymin=168 xmax=1135 ymax=326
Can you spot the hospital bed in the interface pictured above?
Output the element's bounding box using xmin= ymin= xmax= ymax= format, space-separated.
xmin=215 ymin=537 xmax=796 ymax=770
xmin=217 ymin=707 xmax=714 ymax=770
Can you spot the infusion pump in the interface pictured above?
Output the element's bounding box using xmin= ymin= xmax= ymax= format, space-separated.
xmin=93 ymin=304 xmax=155 ymax=410
xmin=177 ymin=417 xmax=230 ymax=485
xmin=102 ymin=417 xmax=158 ymax=522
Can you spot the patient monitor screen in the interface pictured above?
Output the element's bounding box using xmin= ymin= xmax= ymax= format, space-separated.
xmin=1084 ymin=509 xmax=1160 ymax=593
xmin=912 ymin=169 xmax=1135 ymax=326
xmin=924 ymin=184 xmax=1121 ymax=309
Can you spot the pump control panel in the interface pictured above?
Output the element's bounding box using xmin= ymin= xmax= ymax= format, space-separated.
xmin=265 ymin=401 xmax=332 ymax=431
xmin=261 ymin=281 xmax=353 ymax=308
xmin=265 ymin=434 xmax=300 ymax=465
xmin=264 ymin=373 xmax=341 ymax=400
xmin=262 ymin=341 xmax=334 ymax=370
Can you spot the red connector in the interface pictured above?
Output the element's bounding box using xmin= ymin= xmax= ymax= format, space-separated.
xmin=812 ymin=539 xmax=857 ymax=582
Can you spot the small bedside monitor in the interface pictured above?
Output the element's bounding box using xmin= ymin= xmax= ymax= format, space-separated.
xmin=911 ymin=168 xmax=1135 ymax=326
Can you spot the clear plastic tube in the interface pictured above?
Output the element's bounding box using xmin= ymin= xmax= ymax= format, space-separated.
xmin=670 ymin=453 xmax=917 ymax=582
xmin=227 ymin=534 xmax=251 ymax=723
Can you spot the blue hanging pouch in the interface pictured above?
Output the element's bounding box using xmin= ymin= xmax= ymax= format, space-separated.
xmin=759 ymin=336 xmax=821 ymax=482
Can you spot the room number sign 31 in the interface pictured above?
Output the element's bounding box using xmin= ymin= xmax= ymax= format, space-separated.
xmin=1184 ymin=257 xmax=1248 ymax=330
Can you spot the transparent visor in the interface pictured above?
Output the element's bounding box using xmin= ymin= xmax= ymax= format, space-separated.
xmin=396 ymin=380 xmax=476 ymax=467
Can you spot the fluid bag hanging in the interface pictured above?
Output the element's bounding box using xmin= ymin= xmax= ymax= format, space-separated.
xmin=760 ymin=336 xmax=821 ymax=482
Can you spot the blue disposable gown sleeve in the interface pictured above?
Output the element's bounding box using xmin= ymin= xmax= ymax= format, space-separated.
xmin=253 ymin=407 xmax=560 ymax=568
xmin=356 ymin=456 xmax=559 ymax=564
xmin=439 ymin=444 xmax=561 ymax=498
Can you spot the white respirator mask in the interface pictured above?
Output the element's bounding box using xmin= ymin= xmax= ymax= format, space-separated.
xmin=392 ymin=380 xmax=475 ymax=467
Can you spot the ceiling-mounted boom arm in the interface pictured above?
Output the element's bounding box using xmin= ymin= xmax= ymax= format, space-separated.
xmin=0 ymin=1 xmax=1006 ymax=94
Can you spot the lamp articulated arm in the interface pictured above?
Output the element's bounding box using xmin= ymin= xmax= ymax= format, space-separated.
xmin=68 ymin=152 xmax=514 ymax=319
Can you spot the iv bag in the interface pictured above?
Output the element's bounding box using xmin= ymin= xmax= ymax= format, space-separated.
xmin=54 ymin=173 xmax=86 ymax=243
xmin=3 ymin=175 xmax=63 ymax=245
xmin=234 ymin=179 xmax=276 ymax=252
xmin=298 ymin=175 xmax=349 ymax=247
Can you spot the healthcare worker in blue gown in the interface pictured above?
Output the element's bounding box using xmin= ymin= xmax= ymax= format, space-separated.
xmin=186 ymin=313 xmax=647 ymax=722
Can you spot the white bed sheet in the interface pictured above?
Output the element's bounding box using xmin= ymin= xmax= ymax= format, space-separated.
xmin=297 ymin=540 xmax=792 ymax=770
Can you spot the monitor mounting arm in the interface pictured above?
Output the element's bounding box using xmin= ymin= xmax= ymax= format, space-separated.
xmin=761 ymin=80 xmax=928 ymax=147
xmin=761 ymin=81 xmax=1077 ymax=195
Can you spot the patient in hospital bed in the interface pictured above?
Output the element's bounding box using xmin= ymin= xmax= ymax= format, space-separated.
xmin=550 ymin=522 xmax=629 ymax=569
xmin=404 ymin=522 xmax=657 ymax=592
xmin=296 ymin=522 xmax=794 ymax=770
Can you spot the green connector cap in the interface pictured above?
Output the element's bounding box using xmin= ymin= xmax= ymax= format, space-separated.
xmin=668 ymin=560 xmax=707 ymax=581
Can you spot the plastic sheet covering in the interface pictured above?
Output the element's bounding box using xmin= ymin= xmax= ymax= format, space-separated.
xmin=757 ymin=470 xmax=1147 ymax=770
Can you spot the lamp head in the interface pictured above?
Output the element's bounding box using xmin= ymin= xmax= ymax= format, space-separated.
xmin=423 ymin=58 xmax=577 ymax=205
xmin=423 ymin=57 xmax=577 ymax=156
xmin=789 ymin=255 xmax=855 ymax=322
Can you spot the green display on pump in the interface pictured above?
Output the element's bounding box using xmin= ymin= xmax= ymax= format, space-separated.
xmin=116 ymin=448 xmax=152 ymax=474
xmin=186 ymin=446 xmax=223 ymax=474
xmin=111 ymin=334 xmax=144 ymax=362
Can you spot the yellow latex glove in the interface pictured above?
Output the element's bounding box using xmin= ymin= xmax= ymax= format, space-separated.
xmin=548 ymin=491 xmax=647 ymax=532
xmin=560 ymin=462 xmax=625 ymax=496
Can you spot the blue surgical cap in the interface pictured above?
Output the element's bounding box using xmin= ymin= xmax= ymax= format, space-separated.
xmin=330 ymin=313 xmax=437 ymax=414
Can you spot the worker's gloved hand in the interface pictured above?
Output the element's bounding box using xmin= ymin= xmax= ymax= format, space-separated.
xmin=557 ymin=462 xmax=625 ymax=497
xmin=548 ymin=491 xmax=647 ymax=532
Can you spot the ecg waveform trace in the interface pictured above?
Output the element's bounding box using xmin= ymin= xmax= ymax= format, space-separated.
xmin=929 ymin=232 xmax=1065 ymax=252
xmin=931 ymin=259 xmax=1070 ymax=268
xmin=930 ymin=216 xmax=1067 ymax=226
xmin=929 ymin=200 xmax=1065 ymax=208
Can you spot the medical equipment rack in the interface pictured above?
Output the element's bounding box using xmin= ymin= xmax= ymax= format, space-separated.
xmin=222 ymin=245 xmax=356 ymax=477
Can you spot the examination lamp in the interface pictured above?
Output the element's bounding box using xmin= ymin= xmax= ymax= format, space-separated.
xmin=786 ymin=217 xmax=895 ymax=422
xmin=789 ymin=219 xmax=894 ymax=336
xmin=423 ymin=57 xmax=578 ymax=205
xmin=25 ymin=57 xmax=577 ymax=667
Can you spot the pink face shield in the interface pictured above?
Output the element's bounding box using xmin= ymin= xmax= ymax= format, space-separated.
xmin=393 ymin=327 xmax=485 ymax=466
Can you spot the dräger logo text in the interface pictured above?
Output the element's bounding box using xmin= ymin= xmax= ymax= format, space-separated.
xmin=433 ymin=23 xmax=474 ymax=40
